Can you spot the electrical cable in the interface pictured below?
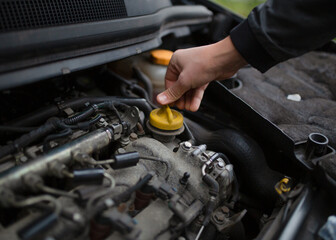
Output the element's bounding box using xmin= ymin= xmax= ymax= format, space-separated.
xmin=133 ymin=66 xmax=154 ymax=101
xmin=37 ymin=184 xmax=79 ymax=199
xmin=8 ymin=97 xmax=152 ymax=127
xmin=105 ymin=69 xmax=157 ymax=109
xmin=10 ymin=195 xmax=61 ymax=215
xmin=43 ymin=128 xmax=72 ymax=151
xmin=0 ymin=111 xmax=103 ymax=159
xmin=63 ymin=104 xmax=98 ymax=125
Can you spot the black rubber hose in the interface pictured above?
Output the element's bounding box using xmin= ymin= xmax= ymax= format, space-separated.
xmin=203 ymin=174 xmax=219 ymax=197
xmin=0 ymin=119 xmax=58 ymax=159
xmin=202 ymin=174 xmax=219 ymax=226
xmin=185 ymin=119 xmax=283 ymax=207
xmin=133 ymin=66 xmax=153 ymax=101
xmin=106 ymin=69 xmax=157 ymax=109
xmin=58 ymin=114 xmax=102 ymax=130
xmin=63 ymin=104 xmax=98 ymax=125
xmin=1 ymin=113 xmax=102 ymax=158
xmin=0 ymin=126 xmax=36 ymax=133
xmin=181 ymin=121 xmax=196 ymax=145
xmin=43 ymin=128 xmax=73 ymax=151
xmin=18 ymin=211 xmax=58 ymax=240
xmin=8 ymin=97 xmax=152 ymax=127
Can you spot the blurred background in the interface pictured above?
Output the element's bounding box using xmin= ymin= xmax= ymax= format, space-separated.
xmin=212 ymin=0 xmax=265 ymax=17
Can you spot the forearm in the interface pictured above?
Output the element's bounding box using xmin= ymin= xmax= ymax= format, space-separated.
xmin=208 ymin=36 xmax=247 ymax=80
xmin=230 ymin=0 xmax=336 ymax=72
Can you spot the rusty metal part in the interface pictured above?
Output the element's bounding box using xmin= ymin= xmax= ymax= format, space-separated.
xmin=211 ymin=207 xmax=247 ymax=232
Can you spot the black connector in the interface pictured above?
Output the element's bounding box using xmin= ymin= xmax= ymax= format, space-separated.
xmin=73 ymin=168 xmax=105 ymax=185
xmin=18 ymin=212 xmax=57 ymax=240
xmin=180 ymin=172 xmax=190 ymax=185
xmin=305 ymin=133 xmax=329 ymax=160
xmin=112 ymin=152 xmax=140 ymax=169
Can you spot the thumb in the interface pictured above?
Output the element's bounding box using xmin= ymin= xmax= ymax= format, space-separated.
xmin=157 ymin=79 xmax=188 ymax=105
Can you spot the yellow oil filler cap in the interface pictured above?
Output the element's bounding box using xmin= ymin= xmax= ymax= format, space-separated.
xmin=149 ymin=105 xmax=183 ymax=131
xmin=150 ymin=49 xmax=173 ymax=66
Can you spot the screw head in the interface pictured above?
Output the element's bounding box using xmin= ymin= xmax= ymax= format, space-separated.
xmin=221 ymin=206 xmax=230 ymax=214
xmin=130 ymin=133 xmax=138 ymax=141
xmin=19 ymin=156 xmax=28 ymax=163
xmin=217 ymin=161 xmax=225 ymax=168
xmin=73 ymin=213 xmax=83 ymax=222
xmin=214 ymin=214 xmax=225 ymax=222
xmin=183 ymin=141 xmax=192 ymax=150
xmin=117 ymin=148 xmax=126 ymax=154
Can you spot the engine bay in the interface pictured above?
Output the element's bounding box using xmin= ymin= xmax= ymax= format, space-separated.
xmin=0 ymin=54 xmax=335 ymax=240
xmin=0 ymin=63 xmax=243 ymax=239
xmin=0 ymin=1 xmax=335 ymax=238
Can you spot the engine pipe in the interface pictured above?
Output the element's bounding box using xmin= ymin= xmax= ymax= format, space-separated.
xmin=0 ymin=110 xmax=103 ymax=159
xmin=8 ymin=97 xmax=152 ymax=127
xmin=0 ymin=127 xmax=113 ymax=191
xmin=202 ymin=174 xmax=219 ymax=227
xmin=0 ymin=119 xmax=59 ymax=159
xmin=133 ymin=66 xmax=154 ymax=101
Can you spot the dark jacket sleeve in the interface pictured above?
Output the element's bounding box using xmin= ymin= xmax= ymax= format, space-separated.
xmin=230 ymin=0 xmax=336 ymax=72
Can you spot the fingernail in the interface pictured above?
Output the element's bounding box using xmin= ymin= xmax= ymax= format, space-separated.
xmin=157 ymin=93 xmax=167 ymax=103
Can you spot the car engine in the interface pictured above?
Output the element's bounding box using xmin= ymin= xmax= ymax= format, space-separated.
xmin=0 ymin=1 xmax=335 ymax=239
xmin=0 ymin=48 xmax=335 ymax=239
xmin=0 ymin=61 xmax=245 ymax=240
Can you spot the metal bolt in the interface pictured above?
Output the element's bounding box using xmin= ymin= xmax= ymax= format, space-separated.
xmin=221 ymin=206 xmax=230 ymax=214
xmin=104 ymin=198 xmax=114 ymax=208
xmin=197 ymin=215 xmax=204 ymax=224
xmin=19 ymin=155 xmax=28 ymax=163
xmin=214 ymin=214 xmax=225 ymax=222
xmin=180 ymin=172 xmax=190 ymax=185
xmin=120 ymin=137 xmax=130 ymax=146
xmin=61 ymin=68 xmax=71 ymax=75
xmin=136 ymin=123 xmax=145 ymax=136
xmin=73 ymin=213 xmax=83 ymax=222
xmin=117 ymin=148 xmax=126 ymax=154
xmin=130 ymin=133 xmax=138 ymax=141
xmin=217 ymin=161 xmax=225 ymax=169
xmin=183 ymin=141 xmax=192 ymax=149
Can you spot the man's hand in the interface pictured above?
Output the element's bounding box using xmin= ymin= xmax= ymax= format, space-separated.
xmin=156 ymin=36 xmax=247 ymax=111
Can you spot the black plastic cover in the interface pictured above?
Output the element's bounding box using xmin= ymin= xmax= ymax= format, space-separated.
xmin=18 ymin=212 xmax=57 ymax=240
xmin=112 ymin=152 xmax=140 ymax=169
xmin=73 ymin=168 xmax=105 ymax=184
